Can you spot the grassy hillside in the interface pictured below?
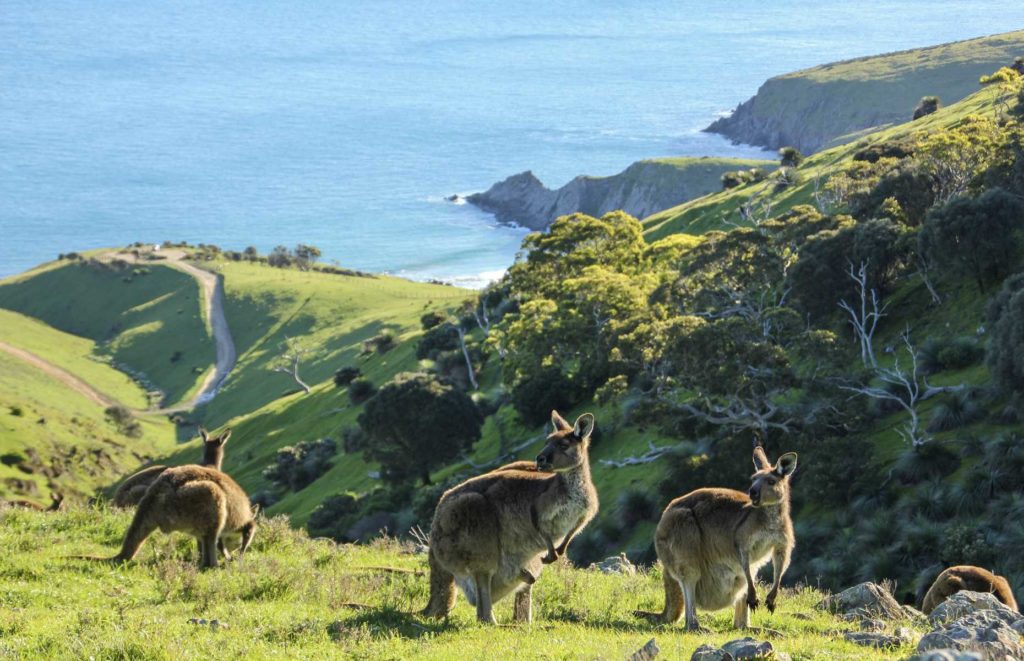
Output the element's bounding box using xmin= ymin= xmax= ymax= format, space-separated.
xmin=645 ymin=82 xmax=1003 ymax=239
xmin=0 ymin=506 xmax=919 ymax=659
xmin=707 ymin=29 xmax=1024 ymax=152
xmin=0 ymin=259 xmax=214 ymax=408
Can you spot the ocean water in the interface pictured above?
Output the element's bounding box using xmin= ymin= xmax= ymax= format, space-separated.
xmin=3 ymin=2 xmax=1024 ymax=286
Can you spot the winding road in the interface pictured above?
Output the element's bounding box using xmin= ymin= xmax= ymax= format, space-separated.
xmin=0 ymin=250 xmax=237 ymax=414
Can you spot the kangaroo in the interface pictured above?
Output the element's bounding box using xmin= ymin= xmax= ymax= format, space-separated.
xmin=638 ymin=441 xmax=797 ymax=631
xmin=108 ymin=464 xmax=256 ymax=569
xmin=422 ymin=411 xmax=599 ymax=624
xmin=112 ymin=428 xmax=231 ymax=508
xmin=922 ymin=566 xmax=1019 ymax=614
xmin=5 ymin=493 xmax=63 ymax=511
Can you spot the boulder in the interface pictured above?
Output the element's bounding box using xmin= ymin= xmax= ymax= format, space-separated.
xmin=844 ymin=627 xmax=914 ymax=649
xmin=817 ymin=582 xmax=905 ymax=620
xmin=928 ymin=591 xmax=1022 ymax=627
xmin=628 ymin=638 xmax=660 ymax=661
xmin=720 ymin=637 xmax=774 ymax=659
xmin=909 ymin=651 xmax=985 ymax=661
xmin=690 ymin=645 xmax=732 ymax=661
xmin=590 ymin=552 xmax=637 ymax=576
xmin=917 ymin=610 xmax=1024 ymax=660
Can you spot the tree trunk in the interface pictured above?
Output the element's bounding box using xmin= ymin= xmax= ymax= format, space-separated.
xmin=456 ymin=326 xmax=479 ymax=391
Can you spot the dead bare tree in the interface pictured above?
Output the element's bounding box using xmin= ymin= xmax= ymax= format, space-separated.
xmin=838 ymin=261 xmax=888 ymax=368
xmin=673 ymin=395 xmax=794 ymax=442
xmin=451 ymin=322 xmax=479 ymax=391
xmin=733 ymin=185 xmax=774 ymax=229
xmin=841 ymin=329 xmax=964 ymax=448
xmin=272 ymin=336 xmax=313 ymax=395
xmin=599 ymin=440 xmax=683 ymax=468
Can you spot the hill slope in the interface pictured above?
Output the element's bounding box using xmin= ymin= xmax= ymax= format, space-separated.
xmin=706 ymin=29 xmax=1024 ymax=153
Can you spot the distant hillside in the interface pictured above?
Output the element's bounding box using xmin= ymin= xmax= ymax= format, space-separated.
xmin=466 ymin=157 xmax=773 ymax=230
xmin=706 ymin=29 xmax=1024 ymax=153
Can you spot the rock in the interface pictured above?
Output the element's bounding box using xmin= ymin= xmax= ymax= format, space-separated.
xmin=628 ymin=638 xmax=660 ymax=661
xmin=690 ymin=644 xmax=732 ymax=661
xmin=720 ymin=637 xmax=774 ymax=660
xmin=445 ymin=194 xmax=460 ymax=202
xmin=817 ymin=582 xmax=905 ymax=620
xmin=917 ymin=610 xmax=1024 ymax=660
xmin=859 ymin=618 xmax=887 ymax=632
xmin=909 ymin=651 xmax=985 ymax=661
xmin=590 ymin=552 xmax=637 ymax=576
xmin=844 ymin=627 xmax=914 ymax=649
xmin=929 ymin=591 xmax=1022 ymax=627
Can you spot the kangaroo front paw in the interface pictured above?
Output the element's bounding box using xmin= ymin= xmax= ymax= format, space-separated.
xmin=541 ymin=551 xmax=558 ymax=564
xmin=765 ymin=589 xmax=778 ymax=613
xmin=519 ymin=569 xmax=537 ymax=585
xmin=747 ymin=590 xmax=759 ymax=611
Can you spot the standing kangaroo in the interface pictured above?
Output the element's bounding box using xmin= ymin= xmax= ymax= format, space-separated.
xmin=639 ymin=442 xmax=797 ymax=631
xmin=112 ymin=428 xmax=231 ymax=508
xmin=922 ymin=566 xmax=1019 ymax=614
xmin=109 ymin=464 xmax=256 ymax=569
xmin=422 ymin=411 xmax=599 ymax=624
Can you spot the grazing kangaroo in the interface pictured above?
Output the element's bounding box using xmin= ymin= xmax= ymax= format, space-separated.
xmin=112 ymin=428 xmax=231 ymax=508
xmin=109 ymin=464 xmax=256 ymax=569
xmin=5 ymin=493 xmax=63 ymax=511
xmin=638 ymin=441 xmax=797 ymax=631
xmin=422 ymin=411 xmax=599 ymax=624
xmin=922 ymin=566 xmax=1019 ymax=613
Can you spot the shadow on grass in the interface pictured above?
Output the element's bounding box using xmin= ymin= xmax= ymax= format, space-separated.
xmin=331 ymin=605 xmax=457 ymax=640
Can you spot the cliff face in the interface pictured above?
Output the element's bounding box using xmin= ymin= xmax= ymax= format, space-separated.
xmin=706 ymin=30 xmax=1024 ymax=154
xmin=467 ymin=158 xmax=771 ymax=230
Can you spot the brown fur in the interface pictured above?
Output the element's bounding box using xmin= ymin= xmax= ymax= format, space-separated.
xmin=112 ymin=428 xmax=231 ymax=508
xmin=111 ymin=464 xmax=256 ymax=569
xmin=639 ymin=443 xmax=797 ymax=631
xmin=4 ymin=493 xmax=63 ymax=512
xmin=921 ymin=565 xmax=1019 ymax=614
xmin=422 ymin=411 xmax=599 ymax=624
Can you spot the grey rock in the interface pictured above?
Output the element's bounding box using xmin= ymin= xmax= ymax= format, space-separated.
xmin=817 ymin=582 xmax=905 ymax=620
xmin=590 ymin=552 xmax=637 ymax=576
xmin=918 ymin=610 xmax=1024 ymax=660
xmin=628 ymin=637 xmax=660 ymax=661
xmin=909 ymin=651 xmax=985 ymax=661
xmin=690 ymin=644 xmax=733 ymax=661
xmin=929 ymin=591 xmax=1022 ymax=627
xmin=720 ymin=637 xmax=774 ymax=660
xmin=844 ymin=626 xmax=914 ymax=649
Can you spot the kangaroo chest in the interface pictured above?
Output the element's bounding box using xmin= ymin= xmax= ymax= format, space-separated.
xmin=538 ymin=475 xmax=596 ymax=539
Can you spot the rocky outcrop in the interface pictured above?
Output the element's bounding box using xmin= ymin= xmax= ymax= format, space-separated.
xmin=817 ymin=582 xmax=909 ymax=621
xmin=465 ymin=158 xmax=771 ymax=230
xmin=915 ymin=591 xmax=1024 ymax=660
xmin=706 ymin=30 xmax=1024 ymax=153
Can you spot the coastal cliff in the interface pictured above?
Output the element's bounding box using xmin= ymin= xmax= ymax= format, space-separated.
xmin=706 ymin=29 xmax=1024 ymax=153
xmin=466 ymin=157 xmax=772 ymax=230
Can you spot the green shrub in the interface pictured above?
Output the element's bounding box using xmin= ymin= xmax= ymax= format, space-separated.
xmin=333 ymin=366 xmax=361 ymax=387
xmin=779 ymin=146 xmax=804 ymax=167
xmin=362 ymin=330 xmax=397 ymax=355
xmin=987 ymin=273 xmax=1024 ymax=395
xmin=416 ymin=324 xmax=459 ymax=360
xmin=912 ymin=96 xmax=941 ymax=120
xmin=262 ymin=439 xmax=337 ymax=492
xmin=348 ymin=378 xmax=376 ymax=405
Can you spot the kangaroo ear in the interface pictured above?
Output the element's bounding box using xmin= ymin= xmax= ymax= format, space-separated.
xmin=573 ymin=413 xmax=595 ymax=439
xmin=218 ymin=429 xmax=232 ymax=444
xmin=775 ymin=452 xmax=798 ymax=477
xmin=199 ymin=427 xmax=209 ymax=442
xmin=753 ymin=445 xmax=771 ymax=471
xmin=551 ymin=410 xmax=572 ymax=433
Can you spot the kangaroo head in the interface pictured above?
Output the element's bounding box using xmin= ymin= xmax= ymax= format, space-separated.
xmin=199 ymin=427 xmax=232 ymax=469
xmin=748 ymin=443 xmax=797 ymax=507
xmin=536 ymin=411 xmax=595 ymax=472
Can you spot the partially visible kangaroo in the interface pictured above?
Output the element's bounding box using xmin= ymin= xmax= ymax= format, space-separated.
xmin=638 ymin=441 xmax=797 ymax=631
xmin=112 ymin=428 xmax=231 ymax=508
xmin=422 ymin=411 xmax=599 ymax=624
xmin=5 ymin=493 xmax=63 ymax=511
xmin=922 ymin=566 xmax=1019 ymax=613
xmin=107 ymin=464 xmax=256 ymax=569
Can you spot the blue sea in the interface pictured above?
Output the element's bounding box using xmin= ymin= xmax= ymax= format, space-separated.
xmin=3 ymin=2 xmax=1024 ymax=286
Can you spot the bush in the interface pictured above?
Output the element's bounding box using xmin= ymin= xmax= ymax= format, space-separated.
xmin=510 ymin=367 xmax=581 ymax=427
xmin=927 ymin=393 xmax=985 ymax=433
xmin=307 ymin=493 xmax=361 ymax=541
xmin=104 ymin=405 xmax=142 ymax=438
xmin=341 ymin=427 xmax=368 ymax=454
xmin=779 ymin=146 xmax=804 ymax=167
xmin=913 ymin=96 xmax=941 ymax=120
xmin=416 ymin=323 xmax=459 ymax=360
xmin=853 ymin=139 xmax=916 ymax=164
xmin=773 ymin=166 xmax=801 ymax=192
xmin=420 ymin=311 xmax=447 ymax=330
xmin=8 ymin=406 xmax=23 ymax=417
xmin=919 ymin=336 xmax=984 ymax=374
xmin=617 ymin=488 xmax=658 ymax=528
xmin=333 ymin=366 xmax=361 ymax=387
xmin=362 ymin=331 xmax=397 ymax=355
xmin=987 ymin=273 xmax=1024 ymax=395
xmin=262 ymin=438 xmax=337 ymax=491
xmin=348 ymin=378 xmax=376 ymax=405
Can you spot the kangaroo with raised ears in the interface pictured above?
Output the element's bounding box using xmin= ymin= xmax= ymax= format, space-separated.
xmin=112 ymin=428 xmax=231 ymax=508
xmin=107 ymin=464 xmax=256 ymax=569
xmin=422 ymin=411 xmax=599 ymax=624
xmin=638 ymin=440 xmax=797 ymax=631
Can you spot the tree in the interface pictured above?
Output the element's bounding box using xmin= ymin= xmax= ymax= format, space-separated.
xmin=268 ymin=245 xmax=293 ymax=268
xmin=294 ymin=244 xmax=322 ymax=270
xmin=358 ymin=373 xmax=483 ymax=485
xmin=919 ymin=188 xmax=1023 ymax=293
xmin=243 ymin=246 xmax=259 ymax=261
xmin=913 ymin=96 xmax=941 ymax=120
xmin=779 ymin=146 xmax=804 ymax=167
xmin=272 ymin=336 xmax=314 ymax=394
xmin=916 ymin=115 xmax=1002 ymax=204
xmin=838 ymin=261 xmax=888 ymax=368
xmin=986 ymin=272 xmax=1024 ymax=395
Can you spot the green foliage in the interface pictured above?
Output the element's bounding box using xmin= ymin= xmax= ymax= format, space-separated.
xmin=358 ymin=373 xmax=482 ymax=485
xmin=779 ymin=146 xmax=804 ymax=167
xmin=416 ymin=323 xmax=459 ymax=359
xmin=913 ymin=95 xmax=941 ymax=120
xmin=333 ymin=366 xmax=361 ymax=387
xmin=103 ymin=406 xmax=141 ymax=439
xmin=262 ymin=439 xmax=337 ymax=492
xmin=362 ymin=330 xmax=397 ymax=355
xmin=306 ymin=492 xmax=361 ymax=541
xmin=987 ymin=272 xmax=1024 ymax=395
xmin=420 ymin=310 xmax=446 ymax=330
xmin=920 ymin=187 xmax=1024 ymax=292
xmin=348 ymin=377 xmax=377 ymax=405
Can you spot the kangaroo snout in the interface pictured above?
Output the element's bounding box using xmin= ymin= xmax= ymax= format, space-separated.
xmin=748 ymin=487 xmax=761 ymax=506
xmin=535 ymin=453 xmax=551 ymax=470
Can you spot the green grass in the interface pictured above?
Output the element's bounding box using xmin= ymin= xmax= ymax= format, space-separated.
xmin=0 ymin=507 xmax=922 ymax=659
xmin=0 ymin=351 xmax=176 ymax=504
xmin=0 ymin=309 xmax=151 ymax=410
xmin=0 ymin=260 xmax=214 ymax=408
xmin=708 ymin=29 xmax=1024 ymax=152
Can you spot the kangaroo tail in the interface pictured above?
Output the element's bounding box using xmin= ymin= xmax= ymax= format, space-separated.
xmin=113 ymin=489 xmax=161 ymax=562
